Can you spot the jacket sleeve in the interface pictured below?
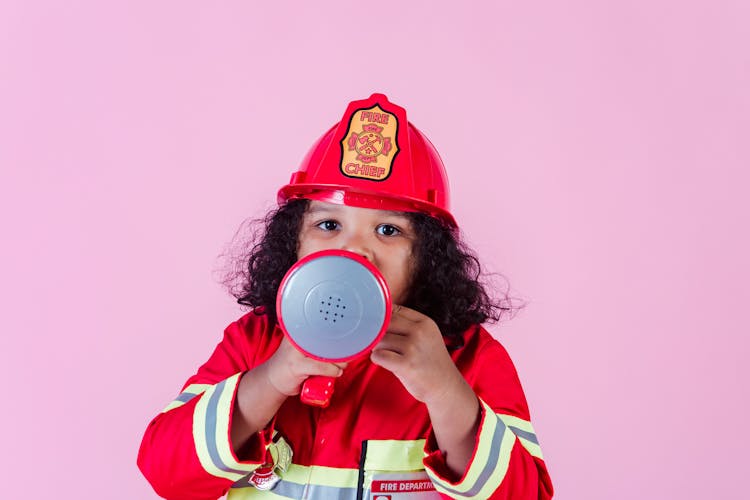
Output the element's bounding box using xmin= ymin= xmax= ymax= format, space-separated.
xmin=423 ymin=332 xmax=554 ymax=499
xmin=137 ymin=313 xmax=280 ymax=500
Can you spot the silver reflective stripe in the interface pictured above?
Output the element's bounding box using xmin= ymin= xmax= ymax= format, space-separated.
xmin=162 ymin=384 xmax=211 ymax=413
xmin=266 ymin=480 xmax=306 ymax=498
xmin=204 ymin=379 xmax=248 ymax=476
xmin=509 ymin=426 xmax=538 ymax=445
xmin=436 ymin=414 xmax=507 ymax=498
xmin=305 ymin=483 xmax=357 ymax=499
xmin=176 ymin=391 xmax=199 ymax=403
xmin=232 ymin=479 xmax=357 ymax=499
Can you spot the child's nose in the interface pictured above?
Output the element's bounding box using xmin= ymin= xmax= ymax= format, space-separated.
xmin=341 ymin=233 xmax=373 ymax=262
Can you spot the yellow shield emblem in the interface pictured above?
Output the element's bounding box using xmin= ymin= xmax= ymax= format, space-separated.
xmin=340 ymin=105 xmax=399 ymax=181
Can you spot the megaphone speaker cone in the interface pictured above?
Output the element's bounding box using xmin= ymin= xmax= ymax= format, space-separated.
xmin=276 ymin=249 xmax=392 ymax=363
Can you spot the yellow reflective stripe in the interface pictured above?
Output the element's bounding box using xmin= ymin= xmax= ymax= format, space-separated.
xmin=497 ymin=414 xmax=533 ymax=433
xmin=193 ymin=374 xmax=259 ymax=481
xmin=498 ymin=414 xmax=544 ymax=460
xmin=230 ymin=463 xmax=359 ymax=489
xmin=227 ymin=487 xmax=290 ymax=499
xmin=291 ymin=464 xmax=359 ymax=487
xmin=427 ymin=400 xmax=515 ymax=498
xmin=517 ymin=437 xmax=543 ymax=460
xmin=427 ymin=399 xmax=498 ymax=495
xmin=472 ymin=417 xmax=515 ymax=500
xmin=193 ymin=381 xmax=237 ymax=480
xmin=363 ymin=439 xmax=427 ymax=471
xmin=228 ymin=464 xmax=360 ymax=499
xmin=161 ymin=383 xmax=212 ymax=413
xmin=161 ymin=400 xmax=184 ymax=413
xmin=214 ymin=374 xmax=256 ymax=475
xmin=184 ymin=383 xmax=213 ymax=395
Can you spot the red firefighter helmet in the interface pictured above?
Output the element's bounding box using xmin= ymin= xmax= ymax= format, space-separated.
xmin=278 ymin=93 xmax=457 ymax=227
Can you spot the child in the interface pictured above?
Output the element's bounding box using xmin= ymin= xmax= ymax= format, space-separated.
xmin=138 ymin=94 xmax=554 ymax=499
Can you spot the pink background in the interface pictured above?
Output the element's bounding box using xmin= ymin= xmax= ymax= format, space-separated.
xmin=2 ymin=1 xmax=748 ymax=498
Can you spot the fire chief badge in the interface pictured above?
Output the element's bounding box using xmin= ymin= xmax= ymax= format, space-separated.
xmin=340 ymin=104 xmax=399 ymax=181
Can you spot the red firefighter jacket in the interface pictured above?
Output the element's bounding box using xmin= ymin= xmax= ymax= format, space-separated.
xmin=138 ymin=312 xmax=553 ymax=499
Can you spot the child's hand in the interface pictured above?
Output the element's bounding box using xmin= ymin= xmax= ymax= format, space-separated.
xmin=371 ymin=305 xmax=481 ymax=477
xmin=370 ymin=305 xmax=465 ymax=407
xmin=264 ymin=337 xmax=347 ymax=397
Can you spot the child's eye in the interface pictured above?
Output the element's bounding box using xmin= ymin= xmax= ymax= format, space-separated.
xmin=316 ymin=220 xmax=340 ymax=231
xmin=376 ymin=224 xmax=401 ymax=237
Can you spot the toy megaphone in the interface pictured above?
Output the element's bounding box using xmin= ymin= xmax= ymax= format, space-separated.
xmin=276 ymin=249 xmax=392 ymax=407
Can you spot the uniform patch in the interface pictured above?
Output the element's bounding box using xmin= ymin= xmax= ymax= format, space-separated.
xmin=340 ymin=104 xmax=399 ymax=181
xmin=369 ymin=472 xmax=440 ymax=499
xmin=247 ymin=435 xmax=292 ymax=491
xmin=247 ymin=466 xmax=280 ymax=490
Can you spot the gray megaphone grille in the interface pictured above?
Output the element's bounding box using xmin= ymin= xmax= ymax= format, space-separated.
xmin=277 ymin=250 xmax=391 ymax=362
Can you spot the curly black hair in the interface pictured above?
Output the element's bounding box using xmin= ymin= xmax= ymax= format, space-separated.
xmin=404 ymin=212 xmax=516 ymax=346
xmin=225 ymin=199 xmax=309 ymax=325
xmin=224 ymin=199 xmax=519 ymax=345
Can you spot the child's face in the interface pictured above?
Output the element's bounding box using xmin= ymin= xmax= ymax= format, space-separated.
xmin=297 ymin=200 xmax=416 ymax=304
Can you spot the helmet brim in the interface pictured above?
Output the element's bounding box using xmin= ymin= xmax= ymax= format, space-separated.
xmin=278 ymin=185 xmax=457 ymax=228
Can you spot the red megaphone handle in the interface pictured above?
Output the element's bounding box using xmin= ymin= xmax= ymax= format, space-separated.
xmin=300 ymin=376 xmax=335 ymax=408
